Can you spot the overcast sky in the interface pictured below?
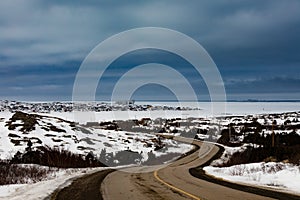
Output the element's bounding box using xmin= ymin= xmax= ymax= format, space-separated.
xmin=0 ymin=0 xmax=299 ymax=101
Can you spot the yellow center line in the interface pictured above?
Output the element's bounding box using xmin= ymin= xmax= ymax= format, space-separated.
xmin=153 ymin=170 xmax=201 ymax=200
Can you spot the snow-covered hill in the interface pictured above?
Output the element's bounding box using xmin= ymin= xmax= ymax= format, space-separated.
xmin=0 ymin=111 xmax=192 ymax=163
xmin=1 ymin=108 xmax=300 ymax=165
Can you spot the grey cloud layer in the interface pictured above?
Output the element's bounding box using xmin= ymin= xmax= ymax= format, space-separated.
xmin=0 ymin=0 xmax=299 ymax=100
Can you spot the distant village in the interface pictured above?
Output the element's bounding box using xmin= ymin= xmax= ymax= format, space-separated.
xmin=0 ymin=100 xmax=198 ymax=113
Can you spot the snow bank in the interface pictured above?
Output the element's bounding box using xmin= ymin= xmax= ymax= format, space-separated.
xmin=0 ymin=167 xmax=106 ymax=200
xmin=204 ymin=162 xmax=300 ymax=194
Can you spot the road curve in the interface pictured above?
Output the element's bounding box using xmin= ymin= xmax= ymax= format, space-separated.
xmin=49 ymin=169 xmax=114 ymax=200
xmin=51 ymin=137 xmax=300 ymax=200
xmin=101 ymin=137 xmax=276 ymax=200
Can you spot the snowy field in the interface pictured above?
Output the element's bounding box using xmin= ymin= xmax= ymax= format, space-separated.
xmin=45 ymin=102 xmax=300 ymax=124
xmin=0 ymin=111 xmax=192 ymax=161
xmin=204 ymin=162 xmax=300 ymax=195
xmin=203 ymin=143 xmax=300 ymax=195
xmin=0 ymin=102 xmax=299 ymax=198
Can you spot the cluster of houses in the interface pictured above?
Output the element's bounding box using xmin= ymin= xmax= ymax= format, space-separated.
xmin=0 ymin=100 xmax=197 ymax=113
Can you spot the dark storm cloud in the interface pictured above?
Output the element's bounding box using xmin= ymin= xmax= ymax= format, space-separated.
xmin=0 ymin=0 xmax=299 ymax=100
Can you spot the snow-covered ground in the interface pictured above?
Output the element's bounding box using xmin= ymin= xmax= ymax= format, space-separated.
xmin=1 ymin=102 xmax=299 ymax=160
xmin=42 ymin=102 xmax=300 ymax=124
xmin=0 ymin=166 xmax=107 ymax=200
xmin=210 ymin=144 xmax=251 ymax=166
xmin=1 ymin=101 xmax=299 ymax=124
xmin=47 ymin=110 xmax=200 ymax=124
xmin=204 ymin=162 xmax=300 ymax=195
xmin=1 ymin=101 xmax=299 ymax=198
xmin=204 ymin=143 xmax=300 ymax=195
xmin=0 ymin=111 xmax=193 ymax=162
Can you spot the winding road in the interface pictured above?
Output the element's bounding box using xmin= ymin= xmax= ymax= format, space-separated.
xmin=52 ymin=137 xmax=300 ymax=200
xmin=101 ymin=137 xmax=273 ymax=200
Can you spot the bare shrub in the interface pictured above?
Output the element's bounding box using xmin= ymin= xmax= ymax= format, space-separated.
xmin=220 ymin=145 xmax=300 ymax=167
xmin=229 ymin=165 xmax=246 ymax=176
xmin=0 ymin=161 xmax=53 ymax=185
xmin=11 ymin=146 xmax=105 ymax=168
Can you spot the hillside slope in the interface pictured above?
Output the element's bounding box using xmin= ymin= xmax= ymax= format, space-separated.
xmin=0 ymin=111 xmax=192 ymax=165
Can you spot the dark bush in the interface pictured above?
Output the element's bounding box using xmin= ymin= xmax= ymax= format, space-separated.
xmin=11 ymin=146 xmax=105 ymax=168
xmin=5 ymin=111 xmax=38 ymax=133
xmin=0 ymin=161 xmax=51 ymax=185
xmin=220 ymin=145 xmax=300 ymax=167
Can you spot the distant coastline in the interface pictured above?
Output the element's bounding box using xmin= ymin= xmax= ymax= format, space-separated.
xmin=1 ymin=99 xmax=300 ymax=103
